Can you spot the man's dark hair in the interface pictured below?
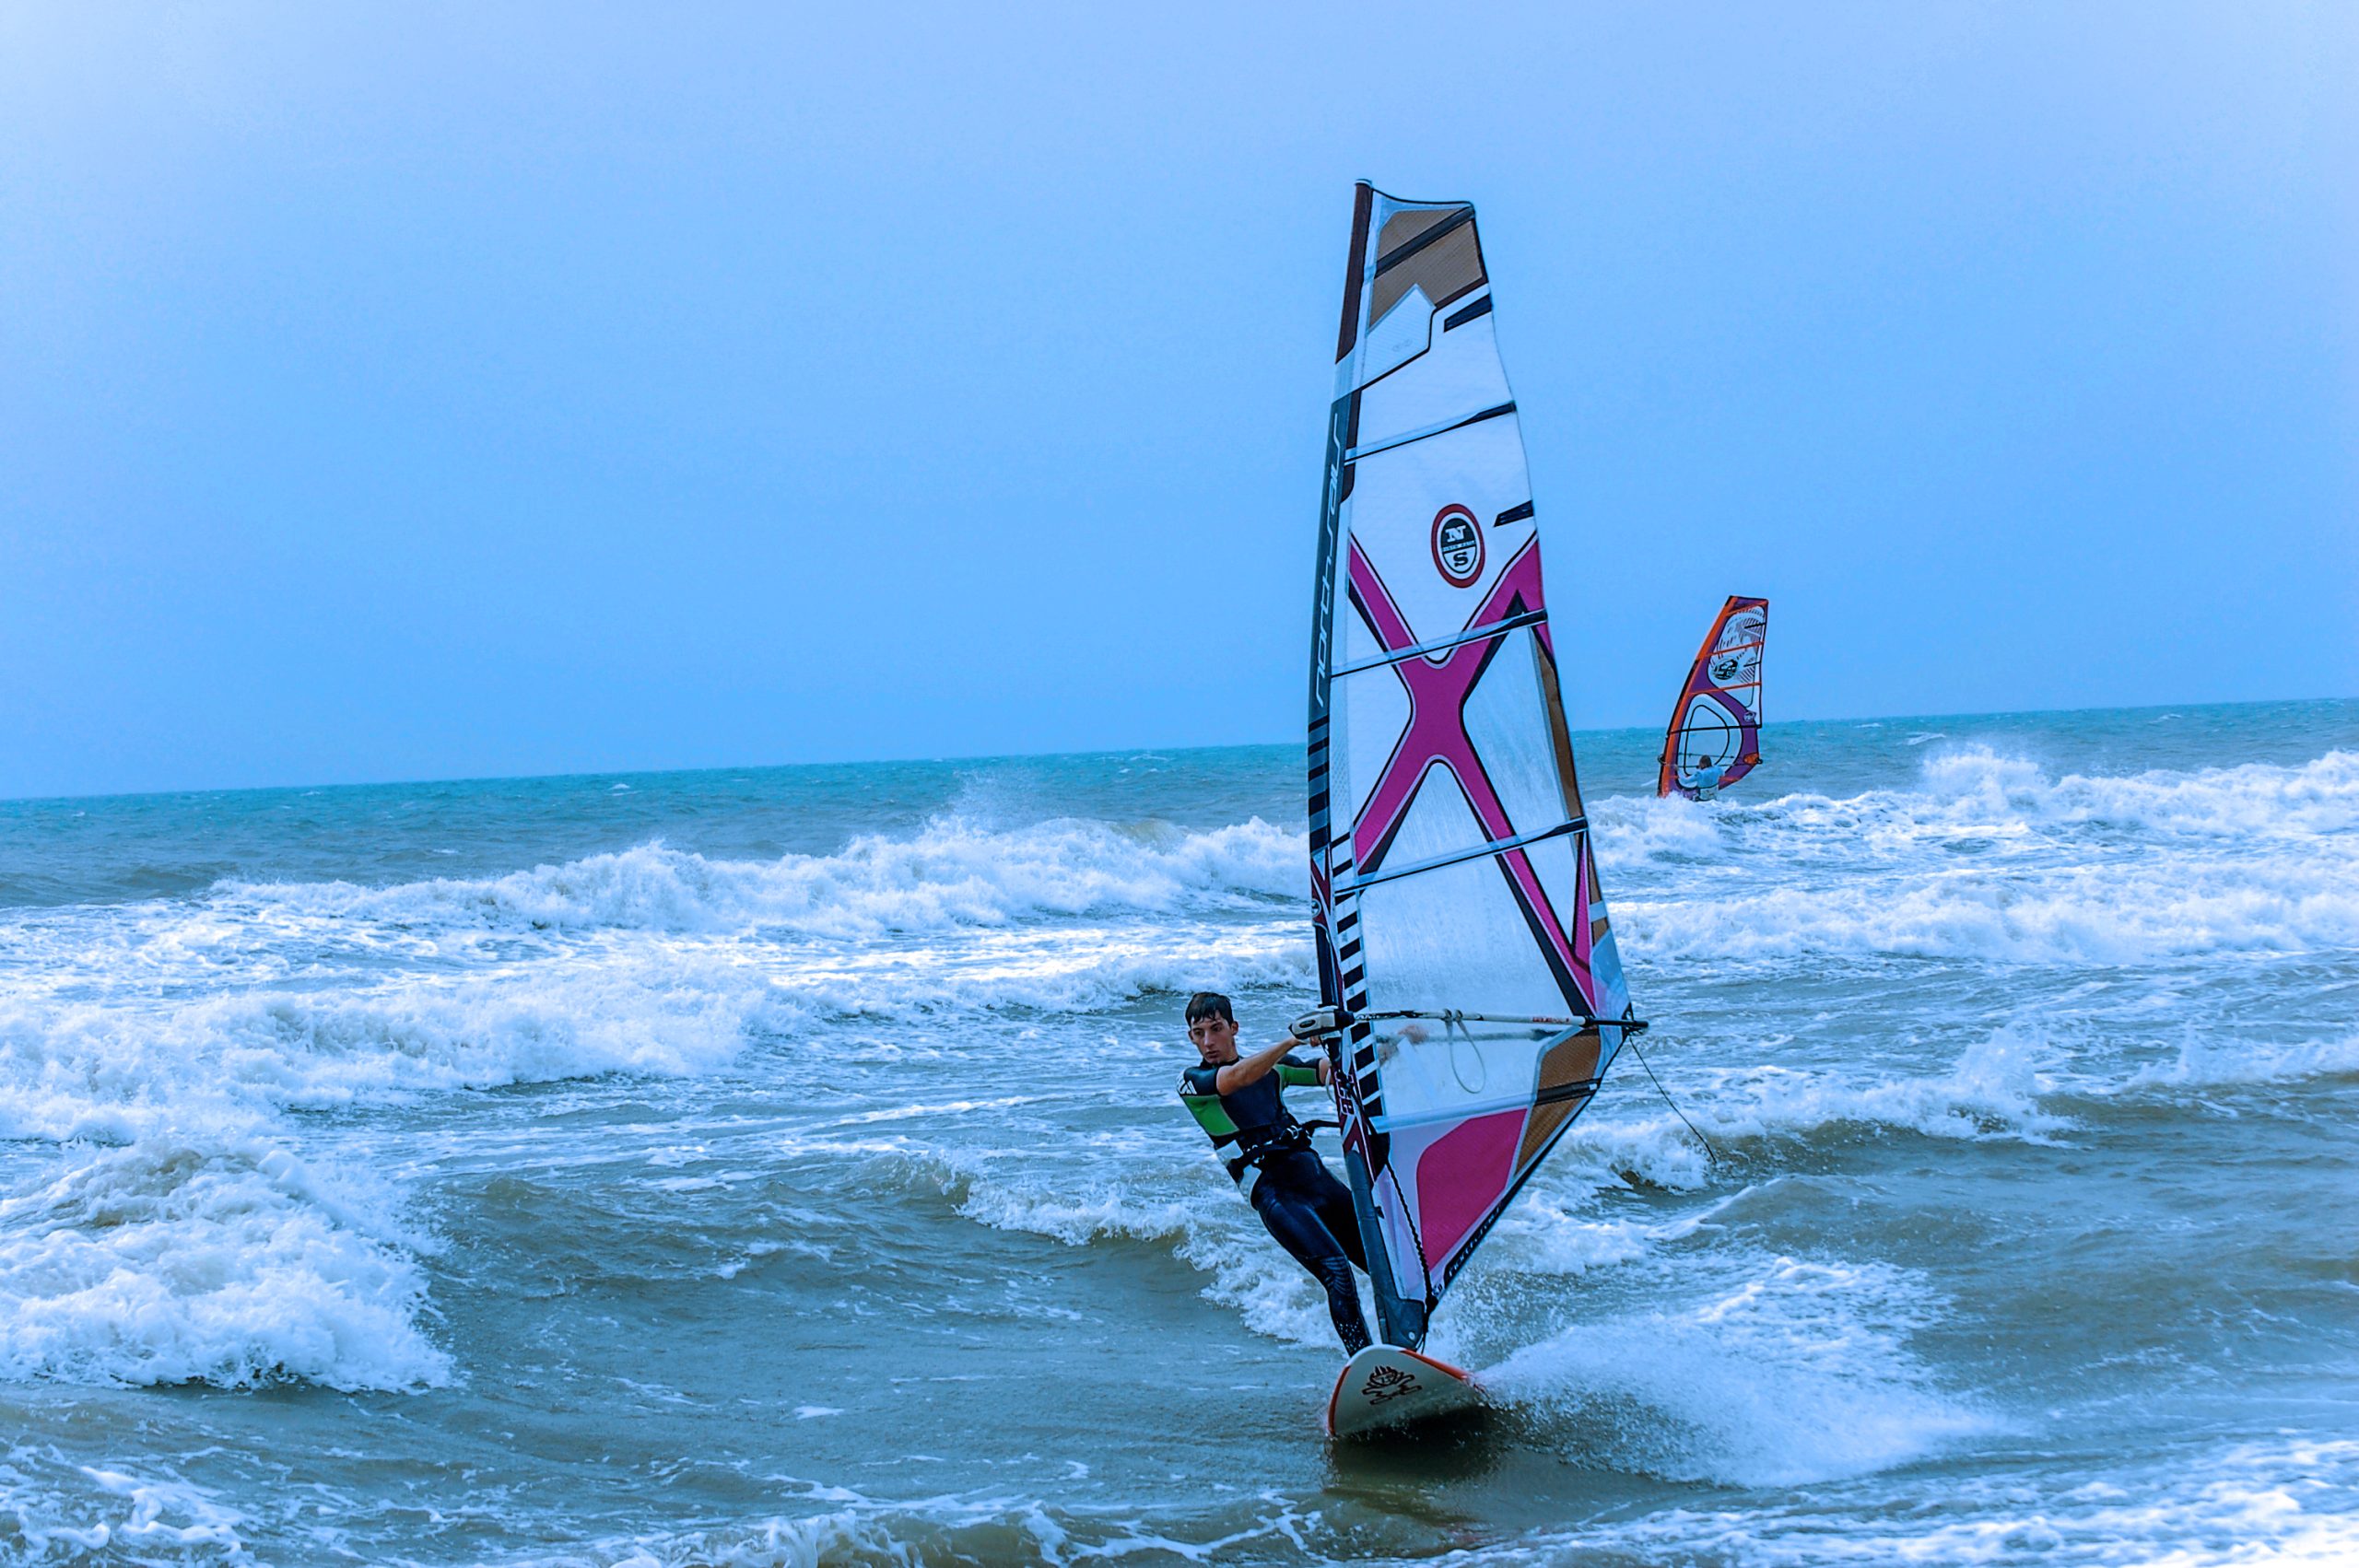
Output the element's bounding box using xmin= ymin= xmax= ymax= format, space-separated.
xmin=1185 ymin=991 xmax=1235 ymax=1025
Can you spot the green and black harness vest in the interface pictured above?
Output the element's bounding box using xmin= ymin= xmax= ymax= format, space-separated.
xmin=1179 ymin=1055 xmax=1323 ymax=1194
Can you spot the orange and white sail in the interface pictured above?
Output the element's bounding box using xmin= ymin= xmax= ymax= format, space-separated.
xmin=1656 ymin=597 xmax=1769 ymax=800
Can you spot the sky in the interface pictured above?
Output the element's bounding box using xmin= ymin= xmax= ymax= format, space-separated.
xmin=1 ymin=2 xmax=2353 ymax=799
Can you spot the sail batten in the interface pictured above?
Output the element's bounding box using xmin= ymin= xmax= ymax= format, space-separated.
xmin=1309 ymin=183 xmax=1638 ymax=1352
xmin=1344 ymin=401 xmax=1518 ymax=462
xmin=1335 ymin=818 xmax=1586 ymax=895
xmin=1331 ymin=609 xmax=1548 ymax=676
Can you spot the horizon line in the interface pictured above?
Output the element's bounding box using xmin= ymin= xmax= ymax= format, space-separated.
xmin=4 ymin=692 xmax=2351 ymax=811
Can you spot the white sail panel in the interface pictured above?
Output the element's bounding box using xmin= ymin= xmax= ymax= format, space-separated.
xmin=1461 ymin=627 xmax=1576 ymax=843
xmin=1353 ymin=308 xmax=1515 ymax=449
xmin=1344 ymin=417 xmax=1538 ymax=647
xmin=1356 ymin=856 xmax=1576 ymax=1030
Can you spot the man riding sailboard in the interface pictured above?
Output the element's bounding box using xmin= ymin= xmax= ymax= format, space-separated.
xmin=1176 ymin=991 xmax=1371 ymax=1355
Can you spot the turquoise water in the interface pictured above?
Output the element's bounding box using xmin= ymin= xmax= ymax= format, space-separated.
xmin=1 ymin=698 xmax=2353 ymax=1564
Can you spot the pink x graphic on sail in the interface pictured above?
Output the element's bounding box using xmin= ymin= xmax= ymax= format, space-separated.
xmin=1343 ymin=535 xmax=1595 ymax=1008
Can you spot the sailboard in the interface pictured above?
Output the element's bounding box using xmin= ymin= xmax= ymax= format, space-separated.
xmin=1655 ymin=596 xmax=1768 ymax=800
xmin=1305 ymin=183 xmax=1644 ymax=1430
xmin=1324 ymin=1344 xmax=1482 ymax=1439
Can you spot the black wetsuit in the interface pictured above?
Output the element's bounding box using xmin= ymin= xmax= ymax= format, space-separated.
xmin=1179 ymin=1055 xmax=1371 ymax=1354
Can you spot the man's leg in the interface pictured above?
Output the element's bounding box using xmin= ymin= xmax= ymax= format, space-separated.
xmin=1305 ymin=1161 xmax=1368 ymax=1275
xmin=1253 ymin=1173 xmax=1372 ymax=1356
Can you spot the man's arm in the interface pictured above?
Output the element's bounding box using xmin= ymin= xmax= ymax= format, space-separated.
xmin=1214 ymin=1035 xmax=1303 ymax=1096
xmin=1274 ymin=1054 xmax=1332 ymax=1088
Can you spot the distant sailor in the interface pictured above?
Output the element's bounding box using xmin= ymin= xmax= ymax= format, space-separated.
xmin=1175 ymin=990 xmax=1371 ymax=1356
xmin=1688 ymin=753 xmax=1726 ymax=801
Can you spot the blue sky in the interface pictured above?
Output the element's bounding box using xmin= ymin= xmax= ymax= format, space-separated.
xmin=2 ymin=3 xmax=2353 ymax=798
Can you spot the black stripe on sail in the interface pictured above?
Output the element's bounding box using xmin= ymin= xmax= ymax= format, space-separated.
xmin=1344 ymin=401 xmax=1516 ymax=464
xmin=1496 ymin=837 xmax=1590 ymax=1013
xmin=1443 ymin=294 xmax=1494 ymax=331
xmin=1535 ymin=1077 xmax=1602 ymax=1107
xmin=1373 ymin=205 xmax=1474 ymax=275
xmin=1494 ymin=500 xmax=1534 ymax=528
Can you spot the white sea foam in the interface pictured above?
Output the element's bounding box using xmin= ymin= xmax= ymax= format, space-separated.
xmin=1602 ymin=748 xmax=2359 ymax=965
xmin=1687 ymin=1028 xmax=2071 ymax=1145
xmin=1533 ymin=1030 xmax=2071 ymax=1204
xmin=1602 ymin=744 xmax=2359 ymax=850
xmin=0 ymin=1449 xmax=255 ymax=1562
xmin=494 ymin=1486 xmax=1310 ymax=1568
xmin=1912 ymin=745 xmax=2359 ymax=839
xmin=1624 ymin=860 xmax=2359 ymax=964
xmin=757 ymin=924 xmax=1312 ymax=1020
xmin=2116 ymin=1031 xmax=2359 ymax=1095
xmin=217 ymin=814 xmax=1307 ymax=939
xmin=1487 ymin=1254 xmax=1993 ymax=1487
xmin=1543 ymin=1435 xmax=2359 ymax=1567
xmin=0 ymin=954 xmax=774 ymax=1394
xmin=0 ymin=1139 xmax=448 ymax=1391
xmin=0 ymin=959 xmax=776 ymax=1143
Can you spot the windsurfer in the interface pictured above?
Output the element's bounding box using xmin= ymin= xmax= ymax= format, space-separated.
xmin=1175 ymin=990 xmax=1372 ymax=1356
xmin=1689 ymin=753 xmax=1726 ymax=800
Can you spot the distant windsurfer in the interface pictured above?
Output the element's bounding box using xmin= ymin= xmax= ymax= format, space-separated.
xmin=1688 ymin=753 xmax=1726 ymax=800
xmin=1175 ymin=990 xmax=1371 ymax=1356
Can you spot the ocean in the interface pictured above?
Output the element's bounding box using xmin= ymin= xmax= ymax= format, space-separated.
xmin=1 ymin=697 xmax=2353 ymax=1566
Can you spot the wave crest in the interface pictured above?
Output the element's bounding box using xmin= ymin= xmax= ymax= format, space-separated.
xmin=1602 ymin=749 xmax=2359 ymax=965
xmin=222 ymin=816 xmax=1307 ymax=939
xmin=0 ymin=1139 xmax=448 ymax=1392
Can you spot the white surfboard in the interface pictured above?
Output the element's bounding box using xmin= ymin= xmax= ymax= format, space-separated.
xmin=1324 ymin=1344 xmax=1484 ymax=1439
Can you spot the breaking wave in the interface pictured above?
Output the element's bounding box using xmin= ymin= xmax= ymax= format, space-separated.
xmin=1602 ymin=748 xmax=2359 ymax=965
xmin=1535 ymin=1029 xmax=2073 ymax=1204
xmin=0 ymin=954 xmax=782 ymax=1396
xmin=2117 ymin=1031 xmax=2359 ymax=1094
xmin=216 ymin=815 xmax=1306 ymax=939
xmin=0 ymin=962 xmax=778 ymax=1143
xmin=0 ymin=1139 xmax=447 ymax=1391
xmin=1487 ymin=1255 xmax=1994 ymax=1487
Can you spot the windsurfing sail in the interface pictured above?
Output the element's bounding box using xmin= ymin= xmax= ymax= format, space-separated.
xmin=1307 ymin=183 xmax=1641 ymax=1352
xmin=1655 ymin=596 xmax=1769 ymax=799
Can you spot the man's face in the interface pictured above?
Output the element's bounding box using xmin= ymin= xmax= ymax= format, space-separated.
xmin=1189 ymin=1012 xmax=1240 ymax=1067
